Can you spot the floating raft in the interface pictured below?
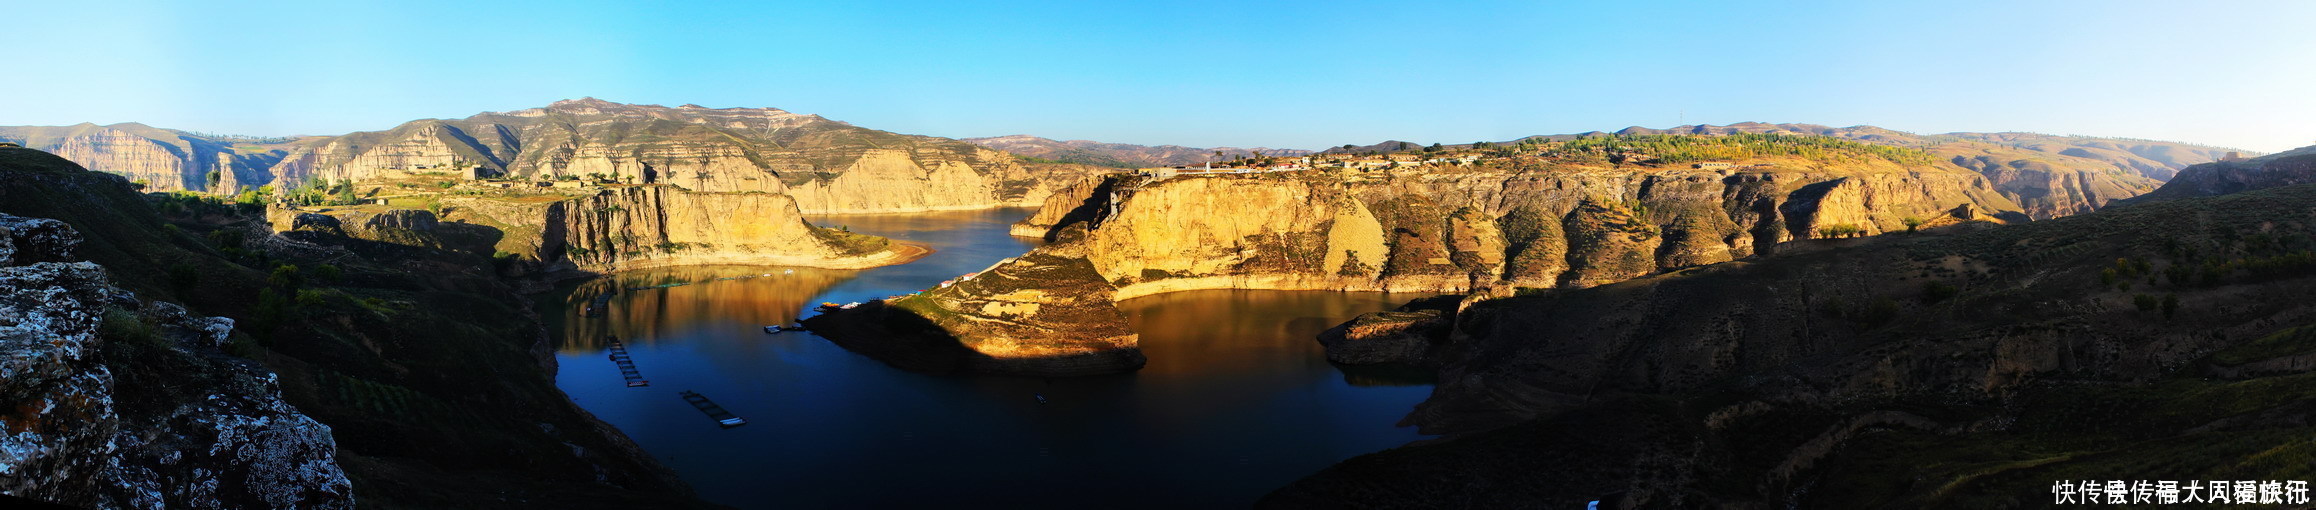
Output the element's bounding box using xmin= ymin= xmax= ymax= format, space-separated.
xmin=582 ymin=292 xmax=615 ymax=318
xmin=606 ymin=336 xmax=648 ymax=387
xmin=679 ymin=391 xmax=747 ymax=428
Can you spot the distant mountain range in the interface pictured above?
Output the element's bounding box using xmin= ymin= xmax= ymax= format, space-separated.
xmin=962 ymin=135 xmax=1314 ymax=168
xmin=0 ymin=109 xmax=2254 ymax=220
xmin=0 ymin=99 xmax=1109 ymax=214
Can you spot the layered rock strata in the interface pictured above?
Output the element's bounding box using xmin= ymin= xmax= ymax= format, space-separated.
xmin=278 ymin=185 xmax=921 ymax=273
xmin=820 ymin=160 xmax=2024 ymax=376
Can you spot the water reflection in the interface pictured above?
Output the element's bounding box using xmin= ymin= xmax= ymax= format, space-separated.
xmin=550 ymin=208 xmax=1440 ymax=508
xmin=559 ymin=266 xmax=859 ymax=351
xmin=1119 ymin=289 xmax=1442 ymax=384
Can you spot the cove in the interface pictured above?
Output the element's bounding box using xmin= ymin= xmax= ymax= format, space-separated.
xmin=551 ymin=207 xmax=1437 ymax=508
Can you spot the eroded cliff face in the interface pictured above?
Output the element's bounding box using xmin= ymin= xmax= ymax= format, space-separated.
xmin=1085 ymin=176 xmax=1390 ymax=298
xmin=0 ymin=124 xmax=285 ymax=193
xmin=812 ymin=161 xmax=2026 ymax=376
xmin=0 ymin=213 xmax=352 ymax=508
xmin=424 ymin=185 xmax=916 ymax=273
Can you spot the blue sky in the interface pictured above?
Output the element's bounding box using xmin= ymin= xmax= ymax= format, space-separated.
xmin=8 ymin=1 xmax=2312 ymax=152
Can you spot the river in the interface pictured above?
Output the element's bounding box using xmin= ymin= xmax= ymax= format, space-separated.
xmin=551 ymin=207 xmax=1437 ymax=508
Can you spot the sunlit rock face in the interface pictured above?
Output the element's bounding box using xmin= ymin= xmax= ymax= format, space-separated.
xmin=826 ymin=153 xmax=2034 ymax=376
xmin=0 ymin=213 xmax=353 ymax=508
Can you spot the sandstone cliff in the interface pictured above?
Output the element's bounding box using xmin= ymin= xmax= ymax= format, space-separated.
xmin=430 ymin=184 xmax=918 ymax=272
xmin=0 ymin=123 xmax=286 ymax=193
xmin=0 ymin=213 xmax=353 ymax=508
xmin=815 ymin=142 xmax=2030 ymax=376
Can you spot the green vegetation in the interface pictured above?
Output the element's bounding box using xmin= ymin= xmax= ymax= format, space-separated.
xmin=1818 ymin=223 xmax=1867 ymax=238
xmin=284 ymin=178 xmax=365 ymax=206
xmin=810 ymin=226 xmax=891 ymax=256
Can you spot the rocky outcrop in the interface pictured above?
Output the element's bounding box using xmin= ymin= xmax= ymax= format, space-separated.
xmin=802 ymin=249 xmax=1145 ymax=377
xmin=2125 ymin=148 xmax=2316 ymax=204
xmin=440 ymin=185 xmax=918 ymax=272
xmin=0 ymin=213 xmax=352 ymax=508
xmin=1085 ymin=176 xmax=1391 ymax=298
xmin=1317 ymin=296 xmax=1459 ymax=366
xmin=1009 ymin=174 xmax=1118 ymax=238
xmin=1558 ymin=200 xmax=1661 ymax=288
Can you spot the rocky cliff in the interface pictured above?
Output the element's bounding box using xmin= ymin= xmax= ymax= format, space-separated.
xmin=0 ymin=213 xmax=353 ymax=508
xmin=0 ymin=123 xmax=286 ymax=193
xmin=815 ymin=138 xmax=2031 ymax=376
xmin=2124 ymin=146 xmax=2316 ymax=204
xmin=1271 ymin=169 xmax=2316 ymax=507
xmin=423 ymin=184 xmax=919 ymax=273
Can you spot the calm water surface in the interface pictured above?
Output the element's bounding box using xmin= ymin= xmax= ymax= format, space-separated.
xmin=551 ymin=208 xmax=1437 ymax=508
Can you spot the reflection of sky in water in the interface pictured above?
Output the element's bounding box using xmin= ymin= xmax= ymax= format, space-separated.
xmin=552 ymin=207 xmax=1439 ymax=508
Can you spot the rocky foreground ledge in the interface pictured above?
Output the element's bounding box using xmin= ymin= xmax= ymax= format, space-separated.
xmin=0 ymin=213 xmax=352 ymax=508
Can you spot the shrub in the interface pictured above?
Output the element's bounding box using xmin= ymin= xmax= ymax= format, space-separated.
xmin=161 ymin=261 xmax=198 ymax=285
xmin=312 ymin=264 xmax=342 ymax=284
xmin=1922 ymin=281 xmax=1958 ymax=303
xmin=2133 ymin=293 xmax=2159 ymax=312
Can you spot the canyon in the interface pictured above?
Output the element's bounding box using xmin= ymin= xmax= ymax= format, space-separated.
xmin=0 ymin=101 xmax=2285 ymax=508
xmin=808 ymin=136 xmax=2050 ymax=376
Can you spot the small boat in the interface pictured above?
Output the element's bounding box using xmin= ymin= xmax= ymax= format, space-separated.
xmin=764 ymin=325 xmax=784 ymax=334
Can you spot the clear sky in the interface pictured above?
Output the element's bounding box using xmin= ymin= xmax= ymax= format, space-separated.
xmin=7 ymin=1 xmax=2312 ymax=152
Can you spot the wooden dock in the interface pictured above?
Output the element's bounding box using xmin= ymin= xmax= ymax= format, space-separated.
xmin=606 ymin=336 xmax=648 ymax=387
xmin=678 ymin=390 xmax=747 ymax=428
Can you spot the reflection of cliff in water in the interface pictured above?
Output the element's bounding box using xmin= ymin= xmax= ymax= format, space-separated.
xmin=560 ymin=265 xmax=859 ymax=351
xmin=1119 ymin=289 xmax=1442 ymax=384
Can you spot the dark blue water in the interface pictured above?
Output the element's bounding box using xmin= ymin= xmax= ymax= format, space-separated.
xmin=552 ymin=208 xmax=1436 ymax=508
